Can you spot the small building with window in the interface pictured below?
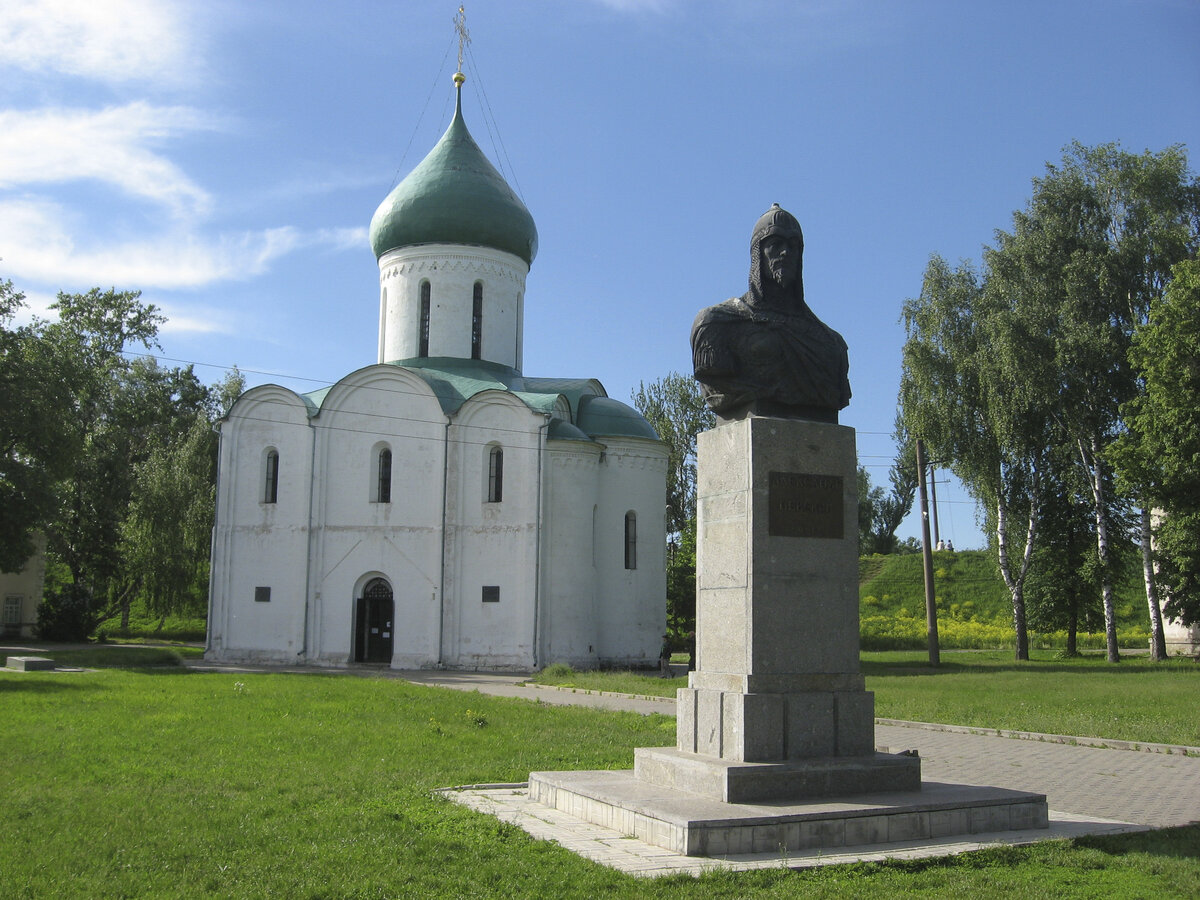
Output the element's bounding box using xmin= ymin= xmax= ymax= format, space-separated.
xmin=205 ymin=79 xmax=668 ymax=670
xmin=1 ymin=536 xmax=45 ymax=639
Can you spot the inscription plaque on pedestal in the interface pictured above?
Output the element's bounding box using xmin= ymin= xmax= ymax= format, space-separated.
xmin=768 ymin=471 xmax=843 ymax=539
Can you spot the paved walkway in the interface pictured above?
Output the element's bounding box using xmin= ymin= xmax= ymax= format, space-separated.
xmin=392 ymin=669 xmax=1200 ymax=831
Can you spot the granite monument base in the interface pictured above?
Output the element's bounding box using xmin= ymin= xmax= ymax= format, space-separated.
xmin=528 ymin=770 xmax=1049 ymax=857
xmin=633 ymin=746 xmax=921 ymax=804
xmin=524 ymin=418 xmax=1048 ymax=857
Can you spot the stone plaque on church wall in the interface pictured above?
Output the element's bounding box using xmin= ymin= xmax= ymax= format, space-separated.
xmin=767 ymin=471 xmax=843 ymax=539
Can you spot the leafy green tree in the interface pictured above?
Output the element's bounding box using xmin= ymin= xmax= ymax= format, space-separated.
xmin=900 ymin=256 xmax=1052 ymax=659
xmin=857 ymin=466 xmax=884 ymax=552
xmin=37 ymin=289 xmax=229 ymax=632
xmin=41 ymin=289 xmax=163 ymax=591
xmin=859 ymin=426 xmax=918 ymax=555
xmin=119 ymin=415 xmax=215 ymax=621
xmin=0 ymin=280 xmax=80 ymax=572
xmin=858 ymin=447 xmax=916 ymax=555
xmin=5 ymin=281 xmax=238 ymax=634
xmin=632 ymin=373 xmax=714 ymax=539
xmin=1114 ymin=259 xmax=1200 ymax=628
xmin=986 ymin=143 xmax=1199 ymax=661
xmin=1024 ymin=448 xmax=1107 ymax=655
xmin=118 ymin=367 xmax=243 ymax=623
xmin=632 ymin=373 xmax=714 ymax=642
xmin=665 ymin=520 xmax=697 ymax=642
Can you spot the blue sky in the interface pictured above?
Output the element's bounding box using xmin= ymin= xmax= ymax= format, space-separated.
xmin=3 ymin=0 xmax=1197 ymax=549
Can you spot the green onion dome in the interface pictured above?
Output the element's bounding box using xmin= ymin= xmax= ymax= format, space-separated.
xmin=369 ymin=86 xmax=538 ymax=265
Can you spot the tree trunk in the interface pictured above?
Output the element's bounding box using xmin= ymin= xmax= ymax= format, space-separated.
xmin=1084 ymin=436 xmax=1120 ymax=663
xmin=120 ymin=596 xmax=131 ymax=632
xmin=1067 ymin=604 xmax=1078 ymax=657
xmin=1140 ymin=506 xmax=1168 ymax=660
xmin=995 ymin=478 xmax=1036 ymax=661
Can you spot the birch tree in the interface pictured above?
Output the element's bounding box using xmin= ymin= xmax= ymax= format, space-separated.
xmin=900 ymin=256 xmax=1049 ymax=659
xmin=987 ymin=143 xmax=1199 ymax=661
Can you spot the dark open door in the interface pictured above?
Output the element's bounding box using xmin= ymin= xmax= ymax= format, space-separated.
xmin=354 ymin=578 xmax=394 ymax=664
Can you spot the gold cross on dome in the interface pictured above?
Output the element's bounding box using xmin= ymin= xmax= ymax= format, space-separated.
xmin=454 ymin=5 xmax=471 ymax=77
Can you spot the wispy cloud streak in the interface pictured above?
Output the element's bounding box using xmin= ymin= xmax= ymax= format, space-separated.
xmin=0 ymin=104 xmax=216 ymax=217
xmin=0 ymin=0 xmax=195 ymax=85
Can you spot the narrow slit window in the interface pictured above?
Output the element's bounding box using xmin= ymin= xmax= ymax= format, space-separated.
xmin=419 ymin=281 xmax=431 ymax=358
xmin=471 ymin=281 xmax=483 ymax=360
xmin=488 ymin=446 xmax=503 ymax=503
xmin=377 ymin=448 xmax=392 ymax=503
xmin=624 ymin=511 xmax=637 ymax=570
xmin=264 ymin=450 xmax=279 ymax=504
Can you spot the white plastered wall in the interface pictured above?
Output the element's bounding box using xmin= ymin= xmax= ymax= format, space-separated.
xmin=207 ymin=385 xmax=313 ymax=662
xmin=377 ymin=244 xmax=528 ymax=371
xmin=304 ymin=366 xmax=448 ymax=667
xmin=592 ymin=436 xmax=669 ymax=666
xmin=538 ymin=440 xmax=604 ymax=667
xmin=441 ymin=391 xmax=545 ymax=668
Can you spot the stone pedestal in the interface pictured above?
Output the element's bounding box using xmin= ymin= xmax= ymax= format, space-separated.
xmin=524 ymin=416 xmax=1045 ymax=857
xmin=5 ymin=656 xmax=56 ymax=671
xmin=643 ymin=417 xmax=919 ymax=800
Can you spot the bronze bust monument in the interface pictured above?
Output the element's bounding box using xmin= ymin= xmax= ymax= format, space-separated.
xmin=691 ymin=204 xmax=851 ymax=423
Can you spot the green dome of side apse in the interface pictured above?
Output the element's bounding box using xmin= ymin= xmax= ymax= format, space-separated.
xmin=369 ymin=89 xmax=538 ymax=265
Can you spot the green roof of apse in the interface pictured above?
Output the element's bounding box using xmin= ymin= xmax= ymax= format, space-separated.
xmin=369 ymin=90 xmax=538 ymax=265
xmin=577 ymin=395 xmax=661 ymax=439
xmin=300 ymin=358 xmax=660 ymax=445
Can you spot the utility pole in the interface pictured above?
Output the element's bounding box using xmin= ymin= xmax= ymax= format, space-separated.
xmin=916 ymin=439 xmax=940 ymax=667
xmin=929 ymin=463 xmax=941 ymax=547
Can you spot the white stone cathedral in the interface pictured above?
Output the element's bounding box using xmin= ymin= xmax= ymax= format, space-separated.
xmin=205 ymin=76 xmax=668 ymax=670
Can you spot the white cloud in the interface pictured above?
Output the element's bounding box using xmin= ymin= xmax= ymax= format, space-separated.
xmin=314 ymin=227 xmax=370 ymax=253
xmin=0 ymin=0 xmax=195 ymax=86
xmin=0 ymin=197 xmax=364 ymax=290
xmin=0 ymin=104 xmax=216 ymax=217
xmin=155 ymin=302 xmax=238 ymax=336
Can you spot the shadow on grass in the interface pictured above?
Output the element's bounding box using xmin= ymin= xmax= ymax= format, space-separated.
xmin=1076 ymin=823 xmax=1200 ymax=859
xmin=0 ymin=676 xmax=102 ymax=694
xmin=39 ymin=648 xmax=198 ymax=669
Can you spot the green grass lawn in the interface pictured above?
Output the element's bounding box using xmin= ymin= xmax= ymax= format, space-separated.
xmin=3 ymin=656 xmax=1198 ymax=898
xmin=532 ymin=651 xmax=1200 ymax=747
xmin=864 ymin=650 xmax=1200 ymax=747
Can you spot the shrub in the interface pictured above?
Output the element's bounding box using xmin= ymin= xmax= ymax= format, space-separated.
xmin=34 ymin=584 xmax=100 ymax=642
xmin=540 ymin=662 xmax=575 ymax=678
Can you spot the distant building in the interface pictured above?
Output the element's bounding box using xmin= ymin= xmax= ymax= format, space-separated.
xmin=205 ymin=76 xmax=667 ymax=670
xmin=1 ymin=537 xmax=45 ymax=639
xmin=1164 ymin=617 xmax=1200 ymax=657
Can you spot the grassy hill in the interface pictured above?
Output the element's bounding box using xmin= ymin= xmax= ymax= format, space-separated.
xmin=859 ymin=550 xmax=1151 ymax=651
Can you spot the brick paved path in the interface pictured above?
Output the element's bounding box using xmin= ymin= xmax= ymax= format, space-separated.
xmin=876 ymin=722 xmax=1200 ymax=828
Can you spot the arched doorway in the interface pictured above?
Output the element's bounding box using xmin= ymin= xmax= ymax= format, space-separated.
xmin=354 ymin=577 xmax=394 ymax=663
